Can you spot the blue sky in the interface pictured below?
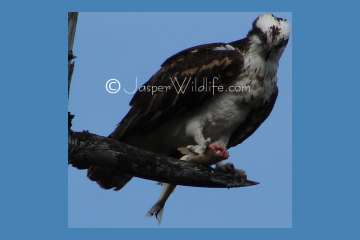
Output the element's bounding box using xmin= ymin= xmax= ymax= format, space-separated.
xmin=68 ymin=12 xmax=292 ymax=228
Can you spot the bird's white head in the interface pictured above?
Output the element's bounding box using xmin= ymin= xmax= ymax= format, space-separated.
xmin=248 ymin=13 xmax=290 ymax=62
xmin=254 ymin=13 xmax=290 ymax=44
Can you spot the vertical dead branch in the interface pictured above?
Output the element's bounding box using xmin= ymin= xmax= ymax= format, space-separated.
xmin=68 ymin=12 xmax=78 ymax=100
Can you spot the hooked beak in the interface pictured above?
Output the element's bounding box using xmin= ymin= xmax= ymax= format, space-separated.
xmin=265 ymin=46 xmax=274 ymax=62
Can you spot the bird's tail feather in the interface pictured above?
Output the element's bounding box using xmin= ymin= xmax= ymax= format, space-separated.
xmin=87 ymin=166 xmax=133 ymax=191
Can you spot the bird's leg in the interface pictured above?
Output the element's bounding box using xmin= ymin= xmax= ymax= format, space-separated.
xmin=193 ymin=127 xmax=206 ymax=146
xmin=178 ymin=129 xmax=229 ymax=164
xmin=196 ymin=130 xmax=244 ymax=178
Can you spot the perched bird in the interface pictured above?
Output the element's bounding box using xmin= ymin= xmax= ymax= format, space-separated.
xmin=87 ymin=13 xmax=290 ymax=224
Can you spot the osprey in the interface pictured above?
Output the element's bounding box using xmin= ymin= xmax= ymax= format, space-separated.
xmin=88 ymin=13 xmax=290 ymax=224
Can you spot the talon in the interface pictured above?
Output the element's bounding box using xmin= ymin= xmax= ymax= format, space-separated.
xmin=225 ymin=162 xmax=235 ymax=174
xmin=204 ymin=138 xmax=211 ymax=153
xmin=215 ymin=162 xmax=235 ymax=174
xmin=187 ymin=146 xmax=200 ymax=155
xmin=215 ymin=162 xmax=247 ymax=182
xmin=234 ymin=169 xmax=247 ymax=179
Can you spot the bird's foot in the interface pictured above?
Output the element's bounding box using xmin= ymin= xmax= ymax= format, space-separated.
xmin=177 ymin=138 xmax=229 ymax=165
xmin=215 ymin=162 xmax=247 ymax=181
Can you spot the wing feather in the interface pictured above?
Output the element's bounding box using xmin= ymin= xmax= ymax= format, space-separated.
xmin=110 ymin=42 xmax=245 ymax=141
xmin=227 ymin=85 xmax=278 ymax=149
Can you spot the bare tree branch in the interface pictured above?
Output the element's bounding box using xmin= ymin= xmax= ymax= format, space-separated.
xmin=68 ymin=131 xmax=259 ymax=188
xmin=68 ymin=12 xmax=78 ymax=100
xmin=67 ymin=12 xmax=259 ymax=190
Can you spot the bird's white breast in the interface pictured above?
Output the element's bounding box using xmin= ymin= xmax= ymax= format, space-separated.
xmin=184 ymin=51 xmax=278 ymax=147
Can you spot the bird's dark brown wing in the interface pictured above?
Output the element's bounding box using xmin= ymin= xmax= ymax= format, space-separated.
xmin=227 ymin=85 xmax=278 ymax=149
xmin=110 ymin=42 xmax=245 ymax=141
